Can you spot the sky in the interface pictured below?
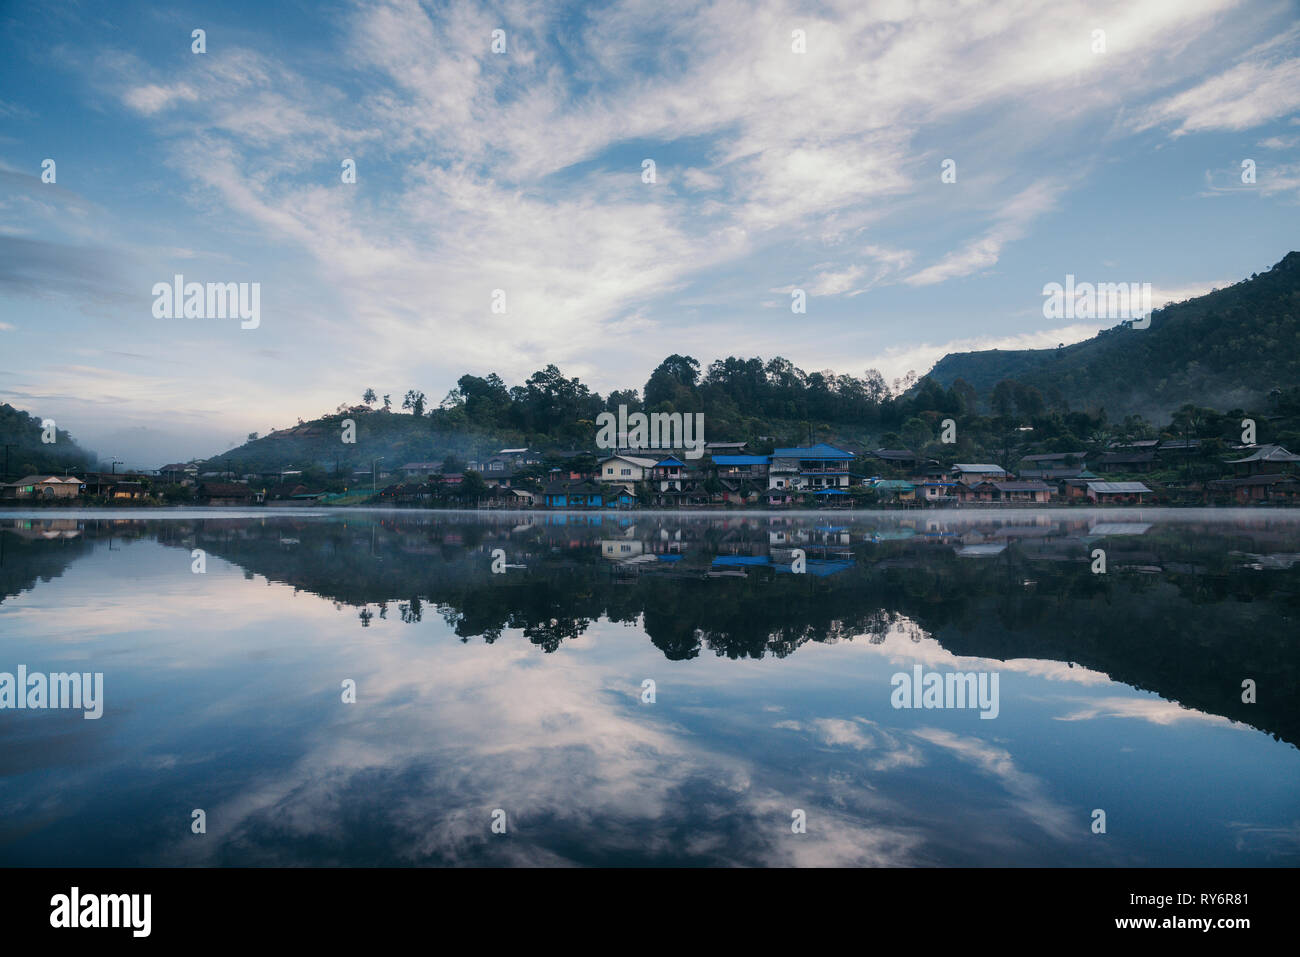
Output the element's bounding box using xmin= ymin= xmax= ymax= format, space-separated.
xmin=1 ymin=0 xmax=1298 ymax=468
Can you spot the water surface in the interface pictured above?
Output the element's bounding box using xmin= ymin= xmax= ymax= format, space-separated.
xmin=1 ymin=508 xmax=1297 ymax=866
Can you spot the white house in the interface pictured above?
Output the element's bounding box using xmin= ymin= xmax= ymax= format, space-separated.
xmin=598 ymin=454 xmax=658 ymax=483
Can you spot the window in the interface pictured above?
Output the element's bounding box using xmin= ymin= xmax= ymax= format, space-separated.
xmin=621 ymin=468 xmax=631 ymax=476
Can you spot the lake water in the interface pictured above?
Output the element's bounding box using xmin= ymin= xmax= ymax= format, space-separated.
xmin=1 ymin=508 xmax=1297 ymax=866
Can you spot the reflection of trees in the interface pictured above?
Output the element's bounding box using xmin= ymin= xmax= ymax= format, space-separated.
xmin=0 ymin=528 xmax=94 ymax=603
xmin=117 ymin=516 xmax=1300 ymax=747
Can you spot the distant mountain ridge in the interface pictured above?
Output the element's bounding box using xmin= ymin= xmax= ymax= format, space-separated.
xmin=926 ymin=252 xmax=1300 ymax=418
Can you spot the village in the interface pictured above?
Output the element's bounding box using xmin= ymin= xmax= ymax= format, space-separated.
xmin=3 ymin=437 xmax=1298 ymax=509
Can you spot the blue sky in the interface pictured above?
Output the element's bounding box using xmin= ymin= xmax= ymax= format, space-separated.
xmin=1 ymin=0 xmax=1298 ymax=467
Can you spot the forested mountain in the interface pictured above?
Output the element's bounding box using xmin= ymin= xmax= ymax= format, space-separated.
xmin=0 ymin=403 xmax=97 ymax=478
xmin=928 ymin=252 xmax=1300 ymax=418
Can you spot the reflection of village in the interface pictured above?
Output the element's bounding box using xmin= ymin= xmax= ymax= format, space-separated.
xmin=4 ymin=511 xmax=1297 ymax=748
xmin=584 ymin=511 xmax=1300 ymax=578
xmin=6 ymin=512 xmax=1300 ymax=577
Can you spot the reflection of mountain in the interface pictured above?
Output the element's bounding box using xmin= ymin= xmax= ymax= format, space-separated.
xmin=0 ymin=519 xmax=95 ymax=603
xmin=8 ymin=513 xmax=1299 ymax=747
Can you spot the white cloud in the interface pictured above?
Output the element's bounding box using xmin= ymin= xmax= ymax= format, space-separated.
xmin=1133 ymin=26 xmax=1300 ymax=136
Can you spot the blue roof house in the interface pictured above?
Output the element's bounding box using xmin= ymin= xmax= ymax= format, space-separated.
xmin=768 ymin=443 xmax=855 ymax=492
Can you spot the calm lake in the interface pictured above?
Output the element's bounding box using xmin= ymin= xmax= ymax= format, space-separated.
xmin=1 ymin=508 xmax=1297 ymax=866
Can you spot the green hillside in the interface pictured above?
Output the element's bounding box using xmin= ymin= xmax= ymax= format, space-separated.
xmin=0 ymin=404 xmax=98 ymax=480
xmin=928 ymin=252 xmax=1300 ymax=417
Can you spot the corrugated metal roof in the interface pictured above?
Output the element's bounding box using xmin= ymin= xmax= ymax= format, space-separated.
xmin=1086 ymin=481 xmax=1151 ymax=493
xmin=772 ymin=444 xmax=854 ymax=459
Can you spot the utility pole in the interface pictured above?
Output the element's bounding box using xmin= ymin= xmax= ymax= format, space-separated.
xmin=2 ymin=444 xmax=15 ymax=482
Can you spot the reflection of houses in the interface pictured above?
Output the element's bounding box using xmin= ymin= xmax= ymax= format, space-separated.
xmin=1086 ymin=481 xmax=1151 ymax=504
xmin=602 ymin=539 xmax=645 ymax=561
xmin=1 ymin=475 xmax=84 ymax=500
xmin=3 ymin=518 xmax=83 ymax=539
xmin=955 ymin=543 xmax=1007 ymax=557
xmin=768 ymin=444 xmax=855 ymax=491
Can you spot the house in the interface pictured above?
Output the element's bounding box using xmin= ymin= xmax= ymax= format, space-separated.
xmin=1019 ymin=466 xmax=1089 ymax=480
xmin=953 ymin=481 xmax=999 ymax=503
xmin=1226 ymin=444 xmax=1300 ymax=476
xmin=710 ymin=454 xmax=770 ymax=480
xmin=991 ymin=480 xmax=1053 ymax=503
xmin=1059 ymin=469 xmax=1101 ymax=500
xmin=495 ymin=448 xmax=541 ymax=466
xmin=1 ymin=475 xmax=84 ymax=500
xmin=768 ymin=444 xmax=855 ymax=491
xmin=400 ymin=462 xmax=443 ymax=478
xmin=543 ymin=479 xmax=606 ymax=508
xmin=655 ymin=481 xmax=710 ymax=507
xmin=598 ymin=453 xmax=658 ymax=483
xmin=377 ymin=482 xmax=430 ymax=505
xmin=1207 ymin=473 xmax=1300 ymax=504
xmin=1097 ymin=450 xmax=1157 ymax=473
xmin=158 ymin=463 xmax=199 ymax=484
xmin=107 ymin=481 xmax=147 ymax=500
xmin=917 ymin=480 xmax=960 ymax=503
xmin=198 ymin=482 xmax=264 ymax=505
xmin=495 ymin=487 xmax=536 ymax=507
xmin=1020 ymin=451 xmax=1086 ymax=469
xmin=650 ymin=456 xmax=688 ymax=491
xmin=950 ymin=464 xmax=1008 ymax=485
xmin=716 ymin=480 xmax=764 ymax=505
xmin=760 ymin=487 xmax=795 ymax=507
xmin=870 ymin=448 xmax=921 ymax=471
xmin=480 ymin=463 xmax=523 ymax=488
xmin=705 ymin=441 xmax=748 ymax=454
xmin=870 ymin=479 xmax=916 ymax=502
xmin=1086 ymin=481 xmax=1151 ymax=504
